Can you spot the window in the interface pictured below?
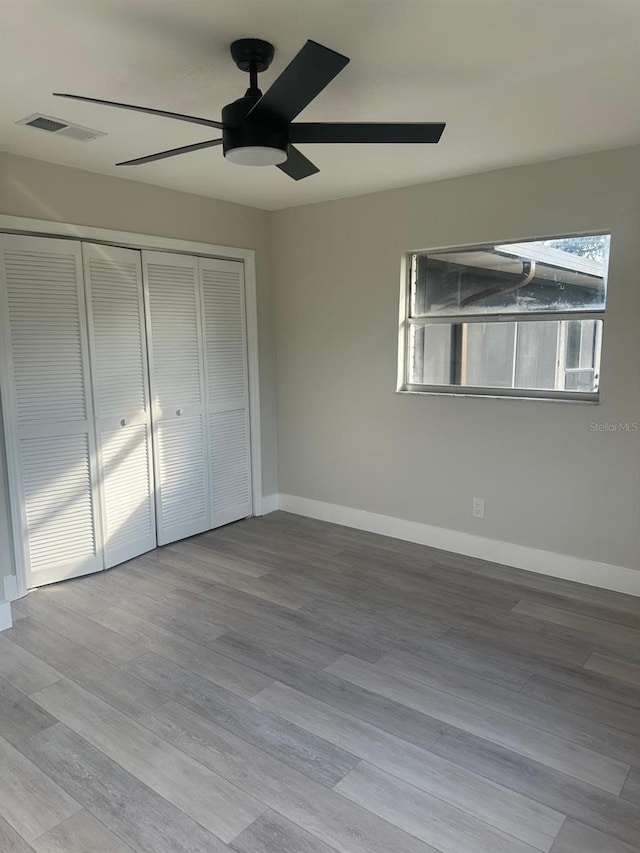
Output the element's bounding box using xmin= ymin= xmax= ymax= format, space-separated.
xmin=398 ymin=234 xmax=610 ymax=401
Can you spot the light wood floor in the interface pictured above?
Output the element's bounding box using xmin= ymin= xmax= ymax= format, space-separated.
xmin=1 ymin=511 xmax=640 ymax=853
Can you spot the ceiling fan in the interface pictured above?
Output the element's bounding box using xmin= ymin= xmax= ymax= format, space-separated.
xmin=54 ymin=38 xmax=445 ymax=181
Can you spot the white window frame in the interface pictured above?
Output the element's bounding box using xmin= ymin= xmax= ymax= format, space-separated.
xmin=397 ymin=236 xmax=609 ymax=403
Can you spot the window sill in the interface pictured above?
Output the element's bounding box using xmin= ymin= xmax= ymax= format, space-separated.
xmin=396 ymin=386 xmax=600 ymax=404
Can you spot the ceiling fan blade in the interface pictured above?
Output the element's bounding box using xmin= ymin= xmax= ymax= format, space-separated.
xmin=277 ymin=146 xmax=320 ymax=180
xmin=116 ymin=138 xmax=223 ymax=166
xmin=290 ymin=122 xmax=446 ymax=144
xmin=248 ymin=40 xmax=349 ymax=124
xmin=53 ymin=94 xmax=224 ymax=129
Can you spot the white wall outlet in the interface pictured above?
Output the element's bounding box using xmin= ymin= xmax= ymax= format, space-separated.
xmin=472 ymin=497 xmax=485 ymax=519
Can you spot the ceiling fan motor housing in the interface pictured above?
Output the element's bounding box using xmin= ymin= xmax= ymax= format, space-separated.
xmin=221 ymin=96 xmax=289 ymax=164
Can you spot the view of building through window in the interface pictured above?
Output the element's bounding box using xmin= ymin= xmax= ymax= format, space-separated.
xmin=403 ymin=234 xmax=610 ymax=398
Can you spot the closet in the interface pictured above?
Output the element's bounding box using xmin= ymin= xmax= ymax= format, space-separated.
xmin=0 ymin=233 xmax=253 ymax=590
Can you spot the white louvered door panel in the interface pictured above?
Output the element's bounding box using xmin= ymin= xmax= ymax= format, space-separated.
xmin=83 ymin=244 xmax=156 ymax=567
xmin=0 ymin=235 xmax=102 ymax=587
xmin=199 ymin=257 xmax=252 ymax=528
xmin=142 ymin=251 xmax=210 ymax=545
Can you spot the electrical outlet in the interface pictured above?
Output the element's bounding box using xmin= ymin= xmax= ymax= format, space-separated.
xmin=472 ymin=497 xmax=485 ymax=519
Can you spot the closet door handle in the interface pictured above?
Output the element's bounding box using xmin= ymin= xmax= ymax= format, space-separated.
xmin=176 ymin=408 xmax=183 ymax=416
xmin=120 ymin=418 xmax=129 ymax=427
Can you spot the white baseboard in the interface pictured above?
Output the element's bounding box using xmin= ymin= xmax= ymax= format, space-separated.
xmin=278 ymin=493 xmax=640 ymax=597
xmin=258 ymin=494 xmax=279 ymax=515
xmin=3 ymin=574 xmax=19 ymax=602
xmin=0 ymin=601 xmax=12 ymax=632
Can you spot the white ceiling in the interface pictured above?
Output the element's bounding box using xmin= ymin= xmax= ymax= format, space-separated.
xmin=2 ymin=0 xmax=639 ymax=210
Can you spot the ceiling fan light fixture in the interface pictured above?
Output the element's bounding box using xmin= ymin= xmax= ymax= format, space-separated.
xmin=224 ymin=145 xmax=288 ymax=166
xmin=54 ymin=38 xmax=445 ymax=180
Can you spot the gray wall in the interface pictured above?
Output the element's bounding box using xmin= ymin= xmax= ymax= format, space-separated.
xmin=0 ymin=151 xmax=278 ymax=583
xmin=1 ymin=146 xmax=638 ymax=585
xmin=272 ymin=145 xmax=640 ymax=571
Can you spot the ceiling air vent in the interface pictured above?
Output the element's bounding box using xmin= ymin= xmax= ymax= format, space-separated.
xmin=25 ymin=116 xmax=67 ymax=132
xmin=16 ymin=114 xmax=106 ymax=142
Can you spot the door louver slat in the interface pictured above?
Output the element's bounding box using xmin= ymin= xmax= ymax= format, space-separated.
xmin=146 ymin=263 xmax=202 ymax=409
xmin=5 ymin=251 xmax=86 ymax=424
xmin=21 ymin=434 xmax=96 ymax=571
xmin=209 ymin=409 xmax=251 ymax=512
xmin=100 ymin=425 xmax=154 ymax=546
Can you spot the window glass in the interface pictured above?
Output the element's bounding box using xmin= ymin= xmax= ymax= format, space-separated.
xmin=408 ymin=319 xmax=601 ymax=394
xmin=411 ymin=236 xmax=609 ymax=317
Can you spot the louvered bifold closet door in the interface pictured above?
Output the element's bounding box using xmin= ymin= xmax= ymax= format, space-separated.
xmin=83 ymin=244 xmax=156 ymax=567
xmin=0 ymin=235 xmax=102 ymax=587
xmin=142 ymin=251 xmax=210 ymax=545
xmin=199 ymin=257 xmax=252 ymax=528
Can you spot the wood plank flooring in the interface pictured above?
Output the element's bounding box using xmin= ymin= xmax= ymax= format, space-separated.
xmin=1 ymin=511 xmax=639 ymax=852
